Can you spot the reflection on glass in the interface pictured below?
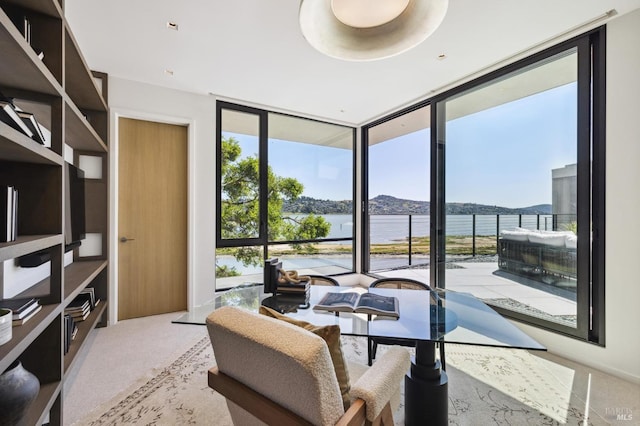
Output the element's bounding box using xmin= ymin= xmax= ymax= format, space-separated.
xmin=220 ymin=109 xmax=260 ymax=240
xmin=215 ymin=245 xmax=264 ymax=290
xmin=367 ymin=105 xmax=431 ymax=272
xmin=443 ymin=49 xmax=578 ymax=327
xmin=267 ymin=241 xmax=353 ymax=276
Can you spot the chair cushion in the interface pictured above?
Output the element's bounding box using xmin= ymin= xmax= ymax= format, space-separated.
xmin=208 ymin=306 xmax=344 ymax=425
xmin=259 ymin=305 xmax=351 ymax=409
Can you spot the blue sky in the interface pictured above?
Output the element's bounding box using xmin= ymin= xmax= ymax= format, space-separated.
xmin=224 ymin=82 xmax=577 ymax=208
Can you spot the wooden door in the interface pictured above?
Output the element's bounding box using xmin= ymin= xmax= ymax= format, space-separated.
xmin=118 ymin=118 xmax=187 ymax=320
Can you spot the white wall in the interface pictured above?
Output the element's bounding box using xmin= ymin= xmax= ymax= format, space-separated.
xmin=515 ymin=9 xmax=640 ymax=384
xmin=108 ymin=78 xmax=216 ymax=322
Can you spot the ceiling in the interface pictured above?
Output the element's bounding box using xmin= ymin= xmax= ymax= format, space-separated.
xmin=65 ymin=0 xmax=640 ymax=126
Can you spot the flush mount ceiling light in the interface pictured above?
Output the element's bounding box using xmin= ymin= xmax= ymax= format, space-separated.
xmin=299 ymin=0 xmax=448 ymax=61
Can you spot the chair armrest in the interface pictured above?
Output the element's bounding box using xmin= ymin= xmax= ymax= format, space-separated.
xmin=350 ymin=346 xmax=410 ymax=421
xmin=335 ymin=399 xmax=366 ymax=426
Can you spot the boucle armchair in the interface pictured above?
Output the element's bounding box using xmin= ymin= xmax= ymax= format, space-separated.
xmin=206 ymin=306 xmax=410 ymax=426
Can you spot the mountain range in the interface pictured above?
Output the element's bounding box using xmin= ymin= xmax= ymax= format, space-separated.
xmin=283 ymin=195 xmax=552 ymax=215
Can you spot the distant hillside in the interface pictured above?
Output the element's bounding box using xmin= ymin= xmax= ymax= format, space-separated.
xmin=283 ymin=195 xmax=551 ymax=215
xmin=282 ymin=196 xmax=353 ymax=214
xmin=368 ymin=195 xmax=428 ymax=214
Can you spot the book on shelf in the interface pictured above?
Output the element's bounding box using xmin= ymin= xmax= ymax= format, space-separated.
xmin=2 ymin=186 xmax=12 ymax=242
xmin=64 ymin=314 xmax=78 ymax=354
xmin=12 ymin=304 xmax=42 ymax=325
xmin=313 ymin=291 xmax=400 ymax=319
xmin=0 ymin=297 xmax=39 ymax=320
xmin=5 ymin=9 xmax=30 ymax=44
xmin=0 ymin=100 xmax=34 ymax=138
xmin=65 ymin=298 xmax=90 ymax=321
xmin=38 ymin=124 xmax=51 ymax=148
xmin=67 ymin=309 xmax=89 ymax=321
xmin=66 ymin=297 xmax=90 ymax=311
xmin=78 ymin=287 xmax=96 ymax=310
xmin=11 ymin=187 xmax=17 ymax=241
xmin=16 ymin=110 xmax=46 ymax=144
xmin=1 ymin=186 xmax=17 ymax=243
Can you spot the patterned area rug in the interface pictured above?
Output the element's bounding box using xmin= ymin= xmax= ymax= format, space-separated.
xmin=77 ymin=335 xmax=606 ymax=425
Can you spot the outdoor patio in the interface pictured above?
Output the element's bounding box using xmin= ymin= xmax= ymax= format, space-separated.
xmin=214 ymin=255 xmax=577 ymax=327
xmin=377 ymin=258 xmax=577 ymax=326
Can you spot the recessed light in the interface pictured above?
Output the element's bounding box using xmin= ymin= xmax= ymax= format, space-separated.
xmin=164 ymin=69 xmax=174 ymax=76
xmin=167 ymin=21 xmax=179 ymax=31
xmin=437 ymin=53 xmax=447 ymax=60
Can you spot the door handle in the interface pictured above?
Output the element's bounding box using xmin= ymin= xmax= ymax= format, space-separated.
xmin=120 ymin=237 xmax=136 ymax=243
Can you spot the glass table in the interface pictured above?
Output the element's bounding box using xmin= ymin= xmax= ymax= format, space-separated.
xmin=173 ymin=284 xmax=545 ymax=425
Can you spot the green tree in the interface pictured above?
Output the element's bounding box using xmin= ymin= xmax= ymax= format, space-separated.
xmin=217 ymin=136 xmax=331 ymax=276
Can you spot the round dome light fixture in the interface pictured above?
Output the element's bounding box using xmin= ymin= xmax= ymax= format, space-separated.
xmin=330 ymin=0 xmax=411 ymax=29
xmin=299 ymin=0 xmax=448 ymax=61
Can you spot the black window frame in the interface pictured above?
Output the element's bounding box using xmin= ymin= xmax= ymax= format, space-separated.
xmin=362 ymin=27 xmax=606 ymax=344
xmin=216 ymin=101 xmax=358 ymax=273
xmin=216 ymin=101 xmax=268 ymax=249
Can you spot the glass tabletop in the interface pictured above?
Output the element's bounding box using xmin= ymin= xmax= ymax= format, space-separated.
xmin=173 ymin=283 xmax=545 ymax=351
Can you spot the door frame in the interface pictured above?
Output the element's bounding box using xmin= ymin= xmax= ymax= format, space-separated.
xmin=109 ymin=109 xmax=196 ymax=325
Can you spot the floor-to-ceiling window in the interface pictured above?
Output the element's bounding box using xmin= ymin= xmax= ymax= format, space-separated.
xmin=363 ymin=105 xmax=431 ymax=272
xmin=440 ymin=48 xmax=581 ymax=330
xmin=216 ymin=102 xmax=355 ymax=289
xmin=364 ymin=28 xmax=605 ymax=343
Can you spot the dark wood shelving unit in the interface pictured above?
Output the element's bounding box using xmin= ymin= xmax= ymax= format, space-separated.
xmin=63 ymin=260 xmax=107 ymax=301
xmin=0 ymin=0 xmax=109 ymax=424
xmin=0 ymin=122 xmax=62 ymax=165
xmin=0 ymin=235 xmax=63 ymax=262
xmin=0 ymin=303 xmax=58 ymax=372
xmin=23 ymin=381 xmax=63 ymax=426
xmin=64 ymin=301 xmax=107 ymax=375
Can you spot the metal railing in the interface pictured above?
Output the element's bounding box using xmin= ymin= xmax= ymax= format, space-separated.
xmin=369 ymin=213 xmax=575 ymax=270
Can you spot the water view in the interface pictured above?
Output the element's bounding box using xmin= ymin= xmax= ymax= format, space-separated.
xmin=296 ymin=214 xmax=554 ymax=243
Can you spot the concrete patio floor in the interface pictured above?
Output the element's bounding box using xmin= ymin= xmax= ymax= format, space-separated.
xmin=378 ymin=260 xmax=577 ymax=321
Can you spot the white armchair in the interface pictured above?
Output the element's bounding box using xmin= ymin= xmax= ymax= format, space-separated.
xmin=206 ymin=306 xmax=410 ymax=426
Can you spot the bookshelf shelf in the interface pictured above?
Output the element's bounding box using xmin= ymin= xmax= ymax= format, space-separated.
xmin=64 ymin=260 xmax=107 ymax=301
xmin=0 ymin=122 xmax=62 ymax=164
xmin=0 ymin=234 xmax=62 ymax=262
xmin=0 ymin=303 xmax=58 ymax=372
xmin=1 ymin=0 xmax=62 ymax=19
xmin=64 ymin=300 xmax=107 ymax=375
xmin=0 ymin=10 xmax=62 ymax=96
xmin=64 ymin=99 xmax=107 ymax=152
xmin=0 ymin=0 xmax=109 ymax=423
xmin=63 ymin=26 xmax=107 ymax=112
xmin=23 ymin=381 xmax=63 ymax=426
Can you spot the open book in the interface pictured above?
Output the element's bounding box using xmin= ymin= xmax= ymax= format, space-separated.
xmin=313 ymin=291 xmax=399 ymax=319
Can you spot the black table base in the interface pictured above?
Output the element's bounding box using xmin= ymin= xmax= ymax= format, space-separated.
xmin=405 ymin=341 xmax=448 ymax=425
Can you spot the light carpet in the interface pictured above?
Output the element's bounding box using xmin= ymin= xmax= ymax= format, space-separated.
xmin=76 ymin=336 xmax=607 ymax=425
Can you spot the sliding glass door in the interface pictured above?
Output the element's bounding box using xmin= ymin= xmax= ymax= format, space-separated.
xmin=364 ymin=28 xmax=605 ymax=343
xmin=440 ymin=48 xmax=581 ymax=331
